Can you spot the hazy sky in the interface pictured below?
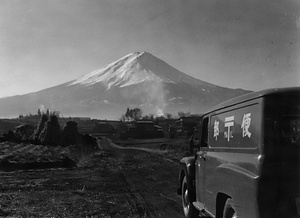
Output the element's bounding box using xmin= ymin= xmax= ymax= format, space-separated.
xmin=1 ymin=0 xmax=299 ymax=98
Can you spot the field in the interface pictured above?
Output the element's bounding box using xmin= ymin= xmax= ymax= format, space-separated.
xmin=0 ymin=137 xmax=191 ymax=217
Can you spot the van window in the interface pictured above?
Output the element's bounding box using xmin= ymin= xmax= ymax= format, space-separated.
xmin=209 ymin=104 xmax=261 ymax=148
xmin=200 ymin=117 xmax=209 ymax=147
xmin=279 ymin=96 xmax=300 ymax=146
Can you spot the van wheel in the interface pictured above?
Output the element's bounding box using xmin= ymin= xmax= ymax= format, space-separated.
xmin=182 ymin=175 xmax=198 ymax=218
xmin=223 ymin=198 xmax=237 ymax=218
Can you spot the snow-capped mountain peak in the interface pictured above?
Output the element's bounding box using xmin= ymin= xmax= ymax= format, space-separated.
xmin=69 ymin=51 xmax=214 ymax=89
xmin=70 ymin=51 xmax=178 ymax=89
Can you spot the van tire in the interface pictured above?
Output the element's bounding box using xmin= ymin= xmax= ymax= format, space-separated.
xmin=181 ymin=175 xmax=198 ymax=218
xmin=223 ymin=198 xmax=237 ymax=218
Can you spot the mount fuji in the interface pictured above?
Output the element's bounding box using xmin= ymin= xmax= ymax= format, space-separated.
xmin=0 ymin=52 xmax=250 ymax=119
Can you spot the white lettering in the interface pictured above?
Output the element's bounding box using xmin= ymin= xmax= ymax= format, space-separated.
xmin=224 ymin=116 xmax=234 ymax=141
xmin=241 ymin=113 xmax=252 ymax=138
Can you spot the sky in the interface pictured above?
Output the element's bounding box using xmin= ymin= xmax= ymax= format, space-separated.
xmin=1 ymin=0 xmax=299 ymax=98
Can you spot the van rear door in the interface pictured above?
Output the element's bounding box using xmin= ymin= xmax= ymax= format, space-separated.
xmin=277 ymin=94 xmax=300 ymax=217
xmin=263 ymin=93 xmax=300 ymax=217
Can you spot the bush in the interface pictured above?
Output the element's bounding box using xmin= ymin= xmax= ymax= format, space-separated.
xmin=62 ymin=121 xmax=81 ymax=145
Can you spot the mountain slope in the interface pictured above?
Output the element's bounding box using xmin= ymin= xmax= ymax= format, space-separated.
xmin=0 ymin=52 xmax=250 ymax=119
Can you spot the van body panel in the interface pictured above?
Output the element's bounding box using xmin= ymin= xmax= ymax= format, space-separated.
xmin=196 ymin=98 xmax=263 ymax=215
xmin=196 ymin=150 xmax=260 ymax=216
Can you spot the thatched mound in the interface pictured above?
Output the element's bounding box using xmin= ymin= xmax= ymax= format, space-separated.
xmin=39 ymin=115 xmax=62 ymax=146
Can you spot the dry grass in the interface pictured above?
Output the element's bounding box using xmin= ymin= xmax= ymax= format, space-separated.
xmin=99 ymin=137 xmax=191 ymax=162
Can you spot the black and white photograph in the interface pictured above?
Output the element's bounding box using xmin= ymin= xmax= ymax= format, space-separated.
xmin=0 ymin=0 xmax=299 ymax=217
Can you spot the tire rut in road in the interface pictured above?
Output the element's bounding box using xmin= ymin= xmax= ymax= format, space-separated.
xmin=119 ymin=172 xmax=162 ymax=218
xmin=98 ymin=137 xmax=183 ymax=217
xmin=113 ymin=152 xmax=183 ymax=218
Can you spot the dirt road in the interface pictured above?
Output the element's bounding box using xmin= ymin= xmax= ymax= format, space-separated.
xmin=0 ymin=139 xmax=184 ymax=217
xmin=97 ymin=137 xmax=184 ymax=218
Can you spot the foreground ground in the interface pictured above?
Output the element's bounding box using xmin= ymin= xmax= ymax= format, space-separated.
xmin=0 ymin=137 xmax=190 ymax=217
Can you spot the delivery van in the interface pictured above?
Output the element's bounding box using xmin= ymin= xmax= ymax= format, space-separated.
xmin=178 ymin=87 xmax=300 ymax=218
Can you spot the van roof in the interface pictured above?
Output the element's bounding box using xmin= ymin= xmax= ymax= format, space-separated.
xmin=207 ymin=87 xmax=300 ymax=114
